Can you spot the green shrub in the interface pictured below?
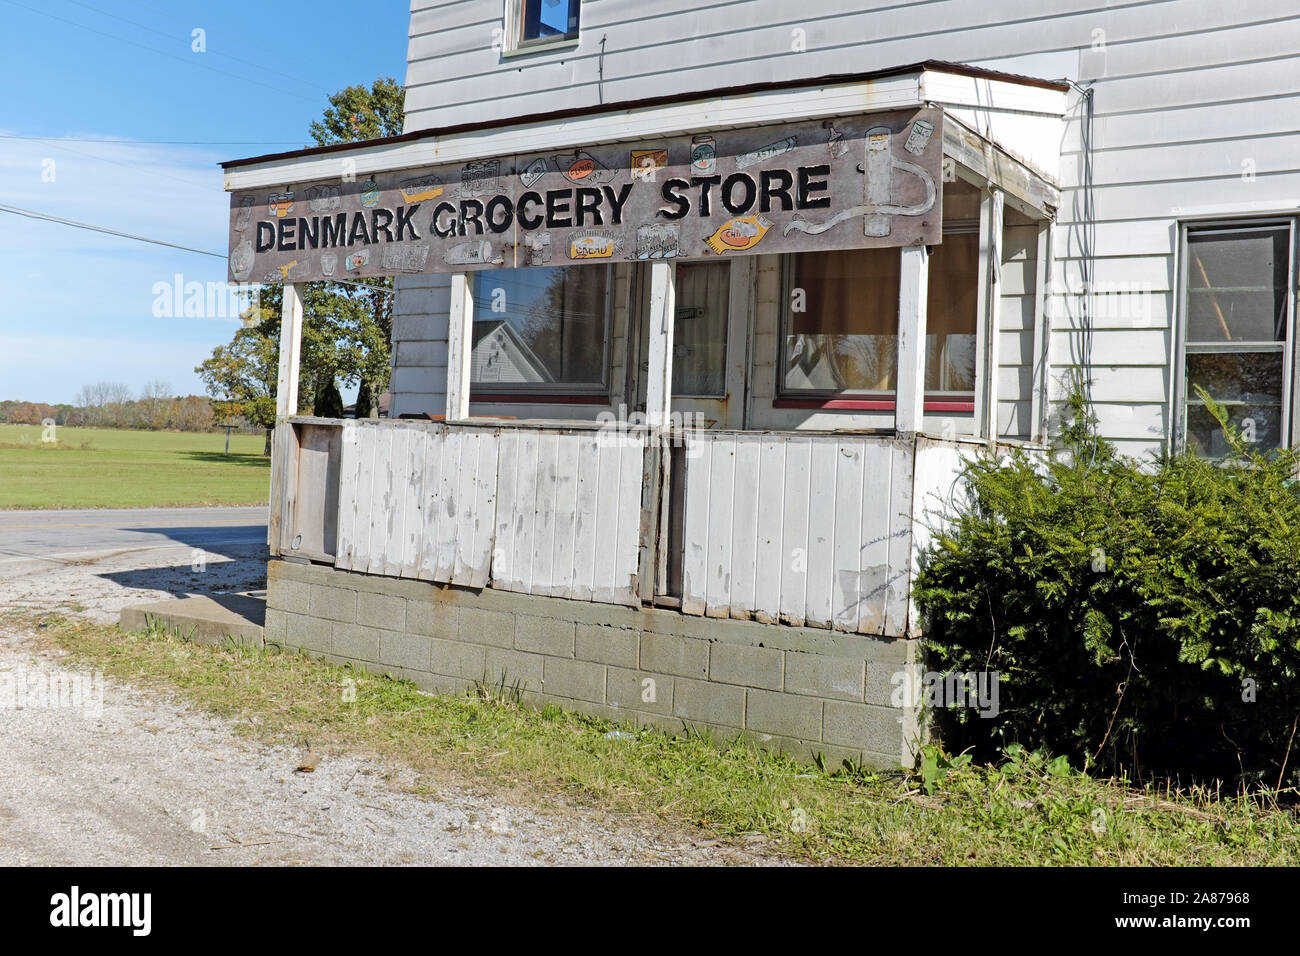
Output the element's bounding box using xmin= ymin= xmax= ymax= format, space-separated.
xmin=914 ymin=390 xmax=1300 ymax=789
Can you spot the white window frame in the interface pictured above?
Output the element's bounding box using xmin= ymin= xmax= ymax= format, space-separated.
xmin=501 ymin=0 xmax=581 ymax=57
xmin=1172 ymin=215 xmax=1298 ymax=455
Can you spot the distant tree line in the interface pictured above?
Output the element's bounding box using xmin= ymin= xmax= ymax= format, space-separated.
xmin=0 ymin=380 xmax=253 ymax=432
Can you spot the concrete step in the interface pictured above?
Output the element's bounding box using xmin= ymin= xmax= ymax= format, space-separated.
xmin=119 ymin=592 xmax=266 ymax=648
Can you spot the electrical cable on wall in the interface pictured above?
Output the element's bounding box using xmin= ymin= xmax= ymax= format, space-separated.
xmin=1067 ymin=80 xmax=1098 ymax=466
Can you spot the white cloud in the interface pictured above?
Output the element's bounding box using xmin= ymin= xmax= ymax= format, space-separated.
xmin=0 ymin=132 xmax=239 ymax=403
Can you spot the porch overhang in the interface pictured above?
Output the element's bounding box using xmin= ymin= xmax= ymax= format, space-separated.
xmin=222 ymin=60 xmax=1066 ymax=230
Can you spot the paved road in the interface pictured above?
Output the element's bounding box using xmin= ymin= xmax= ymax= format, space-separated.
xmin=0 ymin=507 xmax=270 ymax=624
xmin=0 ymin=506 xmax=267 ymax=569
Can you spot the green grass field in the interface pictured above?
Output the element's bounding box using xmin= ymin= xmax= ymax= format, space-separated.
xmin=0 ymin=424 xmax=270 ymax=509
xmin=22 ymin=610 xmax=1300 ymax=865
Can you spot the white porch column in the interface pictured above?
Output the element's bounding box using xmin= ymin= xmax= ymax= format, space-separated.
xmin=444 ymin=271 xmax=475 ymax=422
xmin=276 ymin=282 xmax=303 ymax=420
xmin=974 ymin=187 xmax=1005 ymax=441
xmin=895 ymin=245 xmax=930 ymax=434
xmin=1031 ymin=219 xmax=1054 ymax=443
xmin=645 ymin=259 xmax=677 ymax=427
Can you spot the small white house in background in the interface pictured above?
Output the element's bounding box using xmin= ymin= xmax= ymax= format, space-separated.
xmin=470 ymin=320 xmax=553 ymax=385
xmin=221 ymin=1 xmax=1300 ymax=768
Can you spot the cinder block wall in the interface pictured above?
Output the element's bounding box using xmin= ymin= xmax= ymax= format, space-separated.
xmin=266 ymin=560 xmax=922 ymax=769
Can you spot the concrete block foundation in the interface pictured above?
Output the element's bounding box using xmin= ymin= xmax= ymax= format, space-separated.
xmin=266 ymin=560 xmax=922 ymax=769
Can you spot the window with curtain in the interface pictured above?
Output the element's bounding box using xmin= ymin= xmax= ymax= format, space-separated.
xmin=470 ymin=264 xmax=610 ymax=394
xmin=780 ymin=233 xmax=980 ymax=399
xmin=671 ymin=261 xmax=731 ymax=397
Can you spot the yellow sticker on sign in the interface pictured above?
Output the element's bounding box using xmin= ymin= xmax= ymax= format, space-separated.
xmin=705 ymin=215 xmax=772 ymax=254
xmin=569 ymin=232 xmax=622 ymax=260
xmin=630 ymin=148 xmax=668 ymax=182
xmin=399 ymin=175 xmax=444 ymax=203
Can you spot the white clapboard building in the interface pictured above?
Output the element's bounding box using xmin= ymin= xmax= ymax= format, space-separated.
xmin=222 ymin=1 xmax=1300 ymax=768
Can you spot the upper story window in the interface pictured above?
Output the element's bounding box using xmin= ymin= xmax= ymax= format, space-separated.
xmin=470 ymin=264 xmax=611 ymax=397
xmin=1178 ymin=220 xmax=1295 ymax=456
xmin=510 ymin=0 xmax=580 ymax=50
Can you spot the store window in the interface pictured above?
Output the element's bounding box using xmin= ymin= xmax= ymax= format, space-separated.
xmin=470 ymin=264 xmax=610 ymax=396
xmin=1180 ymin=222 xmax=1294 ymax=456
xmin=514 ymin=0 xmax=580 ymax=47
xmin=779 ymin=234 xmax=980 ymax=401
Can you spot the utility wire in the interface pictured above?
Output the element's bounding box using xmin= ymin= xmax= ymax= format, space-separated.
xmin=0 ymin=202 xmax=225 ymax=257
xmin=0 ymin=202 xmax=395 ymax=295
xmin=30 ymin=136 xmax=220 ymax=190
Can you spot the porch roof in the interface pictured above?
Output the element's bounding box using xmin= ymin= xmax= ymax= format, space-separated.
xmin=221 ymin=61 xmax=1066 ymax=217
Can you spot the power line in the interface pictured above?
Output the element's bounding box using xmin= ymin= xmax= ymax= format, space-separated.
xmin=0 ymin=202 xmax=225 ymax=257
xmin=31 ymin=136 xmax=220 ymax=191
xmin=0 ymin=202 xmax=396 ymax=295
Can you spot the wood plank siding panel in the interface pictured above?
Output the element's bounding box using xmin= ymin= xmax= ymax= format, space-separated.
xmin=998 ymin=221 xmax=1039 ymax=440
xmin=680 ymin=432 xmax=928 ymax=636
xmin=333 ymin=421 xmax=645 ymax=606
xmin=386 ymin=1 xmax=1300 ymax=463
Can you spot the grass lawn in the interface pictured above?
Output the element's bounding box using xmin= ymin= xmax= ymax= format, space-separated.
xmin=0 ymin=424 xmax=269 ymax=509
xmin=25 ymin=611 xmax=1300 ymax=865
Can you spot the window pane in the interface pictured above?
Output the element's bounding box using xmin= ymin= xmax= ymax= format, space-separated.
xmin=782 ymin=240 xmax=980 ymax=396
xmin=1186 ymin=227 xmax=1289 ymax=343
xmin=672 ymin=261 xmax=730 ymax=397
xmin=784 ymin=248 xmax=899 ymax=392
xmin=1187 ymin=403 xmax=1283 ymax=456
xmin=523 ymin=0 xmax=577 ymax=40
xmin=925 ymin=232 xmax=979 ymax=393
xmin=1185 ymin=351 xmax=1284 ymax=455
xmin=471 ymin=265 xmax=608 ymax=389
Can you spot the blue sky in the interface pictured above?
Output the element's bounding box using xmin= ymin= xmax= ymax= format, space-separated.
xmin=0 ymin=0 xmax=410 ymax=404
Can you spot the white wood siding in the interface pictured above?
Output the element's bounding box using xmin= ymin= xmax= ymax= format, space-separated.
xmin=490 ymin=427 xmax=646 ymax=605
xmin=394 ymin=0 xmax=1300 ymax=459
xmin=679 ymin=432 xmax=917 ymax=635
xmin=336 ymin=420 xmax=498 ymax=587
xmin=389 ymin=272 xmax=450 ymax=419
xmin=998 ymin=217 xmax=1039 ymax=440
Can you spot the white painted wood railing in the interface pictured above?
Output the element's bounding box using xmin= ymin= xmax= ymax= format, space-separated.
xmin=274 ymin=417 xmax=1008 ymax=636
xmin=332 ymin=419 xmax=646 ymax=606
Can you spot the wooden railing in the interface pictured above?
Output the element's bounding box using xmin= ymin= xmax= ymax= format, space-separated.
xmin=271 ymin=417 xmax=1013 ymax=636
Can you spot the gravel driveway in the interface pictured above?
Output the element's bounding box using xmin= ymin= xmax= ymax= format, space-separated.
xmin=0 ymin=508 xmax=771 ymax=866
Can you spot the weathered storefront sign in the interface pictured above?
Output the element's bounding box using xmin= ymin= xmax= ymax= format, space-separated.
xmin=227 ymin=108 xmax=942 ymax=283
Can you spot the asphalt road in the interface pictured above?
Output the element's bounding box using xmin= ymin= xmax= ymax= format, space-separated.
xmin=0 ymin=506 xmax=267 ymax=570
xmin=0 ymin=507 xmax=270 ymax=623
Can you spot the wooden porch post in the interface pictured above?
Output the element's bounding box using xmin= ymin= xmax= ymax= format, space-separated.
xmin=270 ymin=281 xmax=304 ymax=554
xmin=895 ymin=245 xmax=930 ymax=434
xmin=1031 ymin=219 xmax=1054 ymax=443
xmin=974 ymin=187 xmax=1005 ymax=441
xmin=276 ymin=282 xmax=303 ymax=420
xmin=645 ymin=260 xmax=677 ymax=427
xmin=445 ymin=271 xmax=475 ymax=422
